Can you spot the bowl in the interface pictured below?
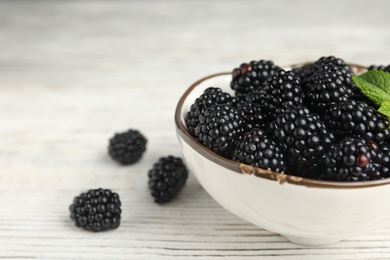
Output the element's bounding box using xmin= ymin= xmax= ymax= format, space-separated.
xmin=174 ymin=63 xmax=390 ymax=246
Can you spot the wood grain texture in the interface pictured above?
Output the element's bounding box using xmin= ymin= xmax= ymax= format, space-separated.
xmin=1 ymin=0 xmax=390 ymax=259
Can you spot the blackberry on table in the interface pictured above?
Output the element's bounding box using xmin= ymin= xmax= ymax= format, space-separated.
xmin=148 ymin=156 xmax=188 ymax=204
xmin=304 ymin=64 xmax=354 ymax=111
xmin=323 ymin=138 xmax=381 ymax=181
xmin=185 ymin=87 xmax=235 ymax=136
xmin=230 ymin=60 xmax=281 ymax=100
xmin=268 ymin=105 xmax=334 ymax=177
xmin=108 ymin=129 xmax=147 ymax=165
xmin=232 ymin=128 xmax=286 ymax=173
xmin=324 ymin=100 xmax=390 ymax=144
xmin=246 ymin=69 xmax=303 ymax=120
xmin=69 ymin=188 xmax=121 ymax=232
xmin=194 ymin=104 xmax=243 ymax=158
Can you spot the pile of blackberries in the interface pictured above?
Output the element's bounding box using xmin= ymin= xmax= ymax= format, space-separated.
xmin=185 ymin=57 xmax=390 ymax=181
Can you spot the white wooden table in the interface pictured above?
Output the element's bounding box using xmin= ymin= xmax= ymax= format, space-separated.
xmin=1 ymin=1 xmax=390 ymax=259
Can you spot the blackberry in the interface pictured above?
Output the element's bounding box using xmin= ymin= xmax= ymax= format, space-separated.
xmin=108 ymin=129 xmax=147 ymax=165
xmin=185 ymin=87 xmax=234 ymax=136
xmin=315 ymin=56 xmax=353 ymax=73
xmin=378 ymin=143 xmax=390 ymax=178
xmin=148 ymin=156 xmax=188 ymax=203
xmin=324 ymin=100 xmax=390 ymax=144
xmin=368 ymin=65 xmax=390 ymax=73
xmin=295 ymin=56 xmax=353 ymax=87
xmin=232 ymin=128 xmax=286 ymax=173
xmin=246 ymin=70 xmax=303 ymax=120
xmin=323 ymin=138 xmax=381 ymax=181
xmin=195 ymin=104 xmax=243 ymax=158
xmin=304 ymin=64 xmax=354 ymax=111
xmin=269 ymin=105 xmax=334 ymax=176
xmin=237 ymin=103 xmax=268 ymax=132
xmin=231 ymin=60 xmax=281 ymax=100
xmin=350 ymin=87 xmax=378 ymax=109
xmin=69 ymin=188 xmax=121 ymax=232
xmin=291 ymin=65 xmax=315 ymax=86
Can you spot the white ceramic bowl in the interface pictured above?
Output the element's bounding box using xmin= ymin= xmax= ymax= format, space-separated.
xmin=174 ymin=64 xmax=390 ymax=246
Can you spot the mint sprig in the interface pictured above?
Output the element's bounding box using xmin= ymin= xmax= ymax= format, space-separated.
xmin=352 ymin=70 xmax=390 ymax=119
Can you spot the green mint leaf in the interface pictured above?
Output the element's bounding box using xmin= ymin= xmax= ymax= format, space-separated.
xmin=378 ymin=101 xmax=390 ymax=120
xmin=352 ymin=70 xmax=390 ymax=106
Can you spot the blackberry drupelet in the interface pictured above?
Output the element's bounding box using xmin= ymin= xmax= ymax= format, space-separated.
xmin=148 ymin=156 xmax=188 ymax=204
xmin=323 ymin=138 xmax=381 ymax=181
xmin=294 ymin=56 xmax=353 ymax=87
xmin=230 ymin=60 xmax=281 ymax=100
xmin=108 ymin=129 xmax=147 ymax=165
xmin=185 ymin=87 xmax=235 ymax=136
xmin=195 ymin=104 xmax=243 ymax=158
xmin=232 ymin=128 xmax=286 ymax=173
xmin=324 ymin=100 xmax=390 ymax=144
xmin=246 ymin=70 xmax=303 ymax=120
xmin=304 ymin=64 xmax=354 ymax=111
xmin=69 ymin=188 xmax=121 ymax=232
xmin=268 ymin=105 xmax=334 ymax=177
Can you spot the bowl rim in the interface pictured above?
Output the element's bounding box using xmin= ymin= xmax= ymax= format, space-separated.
xmin=174 ymin=63 xmax=390 ymax=189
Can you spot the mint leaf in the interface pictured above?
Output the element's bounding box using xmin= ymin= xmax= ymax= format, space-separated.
xmin=378 ymin=101 xmax=390 ymax=120
xmin=352 ymin=70 xmax=390 ymax=106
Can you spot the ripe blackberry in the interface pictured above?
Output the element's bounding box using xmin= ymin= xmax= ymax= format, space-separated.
xmin=294 ymin=56 xmax=353 ymax=87
xmin=368 ymin=65 xmax=390 ymax=73
xmin=315 ymin=56 xmax=353 ymax=73
xmin=324 ymin=100 xmax=390 ymax=144
xmin=108 ymin=129 xmax=147 ymax=165
xmin=269 ymin=105 xmax=334 ymax=176
xmin=148 ymin=156 xmax=188 ymax=204
xmin=232 ymin=129 xmax=286 ymax=173
xmin=195 ymin=104 xmax=243 ymax=158
xmin=231 ymin=60 xmax=281 ymax=100
xmin=246 ymin=70 xmax=303 ymax=119
xmin=185 ymin=87 xmax=235 ymax=136
xmin=292 ymin=65 xmax=316 ymax=87
xmin=350 ymin=87 xmax=378 ymax=109
xmin=378 ymin=143 xmax=390 ymax=178
xmin=69 ymin=188 xmax=121 ymax=232
xmin=323 ymin=138 xmax=381 ymax=181
xmin=304 ymin=64 xmax=354 ymax=111
xmin=237 ymin=103 xmax=268 ymax=132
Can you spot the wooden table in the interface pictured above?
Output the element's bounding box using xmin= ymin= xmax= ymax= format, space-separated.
xmin=1 ymin=1 xmax=390 ymax=259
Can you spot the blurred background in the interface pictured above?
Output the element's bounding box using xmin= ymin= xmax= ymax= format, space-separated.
xmin=1 ymin=0 xmax=389 ymax=128
xmin=1 ymin=0 xmax=389 ymax=88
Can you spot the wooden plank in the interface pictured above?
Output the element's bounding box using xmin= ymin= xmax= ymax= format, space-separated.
xmin=1 ymin=0 xmax=390 ymax=259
